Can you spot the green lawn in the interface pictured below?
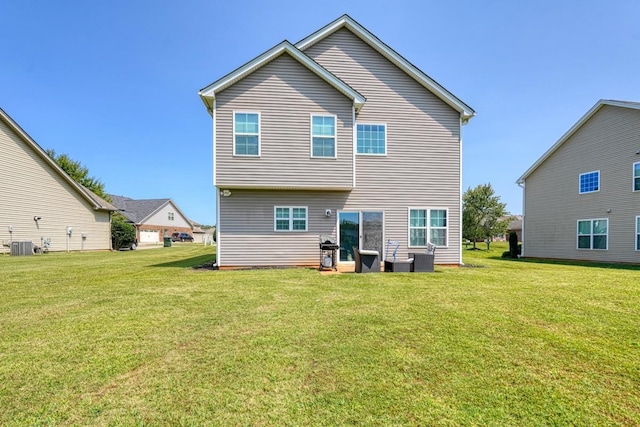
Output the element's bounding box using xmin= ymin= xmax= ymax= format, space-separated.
xmin=1 ymin=244 xmax=638 ymax=426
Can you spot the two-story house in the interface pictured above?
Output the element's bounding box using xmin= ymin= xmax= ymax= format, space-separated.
xmin=517 ymin=99 xmax=640 ymax=264
xmin=199 ymin=15 xmax=475 ymax=268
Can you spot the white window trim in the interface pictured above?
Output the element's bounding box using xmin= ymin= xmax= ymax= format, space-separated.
xmin=233 ymin=111 xmax=261 ymax=157
xmin=274 ymin=206 xmax=308 ymax=232
xmin=356 ymin=123 xmax=387 ymax=156
xmin=407 ymin=207 xmax=449 ymax=248
xmin=576 ymin=218 xmax=608 ymax=250
xmin=310 ymin=114 xmax=337 ymax=159
xmin=579 ymin=170 xmax=600 ymax=194
xmin=636 ymin=216 xmax=640 ymax=251
xmin=633 ymin=162 xmax=640 ymax=192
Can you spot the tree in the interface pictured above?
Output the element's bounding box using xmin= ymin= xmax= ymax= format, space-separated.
xmin=111 ymin=213 xmax=136 ymax=250
xmin=45 ymin=149 xmax=110 ymax=201
xmin=463 ymin=183 xmax=509 ymax=250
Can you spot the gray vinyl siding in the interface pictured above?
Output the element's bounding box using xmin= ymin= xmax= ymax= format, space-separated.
xmin=0 ymin=118 xmax=112 ymax=251
xmin=305 ymin=28 xmax=462 ymax=264
xmin=523 ymin=105 xmax=640 ymax=263
xmin=215 ymin=53 xmax=354 ymax=189
xmin=218 ymin=28 xmax=463 ymax=266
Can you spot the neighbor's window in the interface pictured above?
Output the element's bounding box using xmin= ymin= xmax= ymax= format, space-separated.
xmin=274 ymin=206 xmax=307 ymax=231
xmin=579 ymin=171 xmax=600 ymax=194
xmin=634 ymin=162 xmax=640 ymax=191
xmin=234 ymin=112 xmax=260 ymax=156
xmin=168 ymin=212 xmax=174 ymax=221
xmin=577 ymin=218 xmax=608 ymax=250
xmin=357 ymin=124 xmax=386 ymax=155
xmin=311 ymin=115 xmax=336 ymax=157
xmin=409 ymin=208 xmax=448 ymax=247
xmin=636 ymin=216 xmax=640 ymax=251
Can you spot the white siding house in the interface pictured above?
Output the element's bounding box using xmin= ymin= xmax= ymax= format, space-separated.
xmin=517 ymin=100 xmax=640 ymax=264
xmin=0 ymin=108 xmax=116 ymax=252
xmin=199 ymin=15 xmax=475 ymax=267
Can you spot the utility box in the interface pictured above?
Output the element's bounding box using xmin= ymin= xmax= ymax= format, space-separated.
xmin=11 ymin=241 xmax=33 ymax=256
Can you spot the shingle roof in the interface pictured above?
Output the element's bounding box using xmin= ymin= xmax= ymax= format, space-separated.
xmin=109 ymin=195 xmax=170 ymax=224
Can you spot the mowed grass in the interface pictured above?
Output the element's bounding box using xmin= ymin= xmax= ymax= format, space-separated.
xmin=0 ymin=244 xmax=638 ymax=426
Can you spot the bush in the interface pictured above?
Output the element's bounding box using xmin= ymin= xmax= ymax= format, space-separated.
xmin=501 ymin=251 xmax=512 ymax=258
xmin=111 ymin=213 xmax=136 ymax=250
xmin=508 ymin=232 xmax=519 ymax=258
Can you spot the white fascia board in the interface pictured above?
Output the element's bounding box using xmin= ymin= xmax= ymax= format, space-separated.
xmin=198 ymin=41 xmax=365 ymax=111
xmin=516 ymin=99 xmax=640 ymax=184
xmin=296 ymin=15 xmax=475 ymax=122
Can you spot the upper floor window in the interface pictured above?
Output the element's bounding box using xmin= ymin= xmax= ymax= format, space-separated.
xmin=168 ymin=212 xmax=174 ymax=221
xmin=579 ymin=171 xmax=599 ymax=194
xmin=311 ymin=115 xmax=336 ymax=158
xmin=274 ymin=206 xmax=308 ymax=232
xmin=634 ymin=162 xmax=640 ymax=191
xmin=357 ymin=124 xmax=386 ymax=155
xmin=234 ymin=112 xmax=260 ymax=156
xmin=409 ymin=208 xmax=448 ymax=247
xmin=577 ymin=218 xmax=608 ymax=250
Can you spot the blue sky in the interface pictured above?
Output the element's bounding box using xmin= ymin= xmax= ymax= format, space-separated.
xmin=2 ymin=1 xmax=639 ymax=224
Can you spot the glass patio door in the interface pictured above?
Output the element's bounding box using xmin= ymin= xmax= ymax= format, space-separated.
xmin=338 ymin=210 xmax=384 ymax=262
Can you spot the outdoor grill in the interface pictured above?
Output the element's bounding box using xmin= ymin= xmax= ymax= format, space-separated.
xmin=319 ymin=235 xmax=339 ymax=271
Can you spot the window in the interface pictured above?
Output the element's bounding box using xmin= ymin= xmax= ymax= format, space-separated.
xmin=579 ymin=171 xmax=599 ymax=194
xmin=274 ymin=207 xmax=307 ymax=231
xmin=634 ymin=162 xmax=640 ymax=191
xmin=636 ymin=216 xmax=640 ymax=251
xmin=409 ymin=208 xmax=448 ymax=247
xmin=577 ymin=219 xmax=608 ymax=250
xmin=357 ymin=124 xmax=386 ymax=155
xmin=234 ymin=112 xmax=260 ymax=156
xmin=168 ymin=212 xmax=174 ymax=221
xmin=311 ymin=115 xmax=336 ymax=157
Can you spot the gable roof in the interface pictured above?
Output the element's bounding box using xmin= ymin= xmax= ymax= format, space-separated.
xmin=199 ymin=40 xmax=366 ymax=114
xmin=109 ymin=195 xmax=191 ymax=226
xmin=517 ymin=99 xmax=640 ymax=184
xmin=0 ymin=108 xmax=117 ymax=212
xmin=296 ymin=14 xmax=475 ymax=123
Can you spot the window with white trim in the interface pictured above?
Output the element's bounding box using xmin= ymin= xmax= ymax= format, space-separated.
xmin=636 ymin=216 xmax=640 ymax=251
xmin=409 ymin=208 xmax=448 ymax=247
xmin=579 ymin=171 xmax=599 ymax=194
xmin=357 ymin=124 xmax=386 ymax=155
xmin=634 ymin=162 xmax=640 ymax=191
xmin=311 ymin=115 xmax=336 ymax=157
xmin=274 ymin=207 xmax=307 ymax=231
xmin=234 ymin=112 xmax=260 ymax=156
xmin=577 ymin=218 xmax=608 ymax=250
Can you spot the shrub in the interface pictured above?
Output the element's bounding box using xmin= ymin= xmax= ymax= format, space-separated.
xmin=111 ymin=213 xmax=136 ymax=250
xmin=509 ymin=232 xmax=519 ymax=258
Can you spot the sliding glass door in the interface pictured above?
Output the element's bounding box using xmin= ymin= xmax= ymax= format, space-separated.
xmin=338 ymin=210 xmax=384 ymax=262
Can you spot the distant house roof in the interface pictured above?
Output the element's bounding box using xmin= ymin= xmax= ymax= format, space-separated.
xmin=0 ymin=108 xmax=117 ymax=212
xmin=507 ymin=215 xmax=523 ymax=231
xmin=517 ymin=99 xmax=640 ymax=184
xmin=109 ymin=195 xmax=192 ymax=227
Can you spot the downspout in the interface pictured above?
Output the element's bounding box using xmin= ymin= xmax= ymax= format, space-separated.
xmin=517 ymin=180 xmax=525 ymax=257
xmin=213 ymin=98 xmax=220 ymax=267
xmin=352 ymin=104 xmax=356 ymax=188
xmin=458 ymin=116 xmax=464 ymax=266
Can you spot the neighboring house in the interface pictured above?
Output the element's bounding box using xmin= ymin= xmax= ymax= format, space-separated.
xmin=496 ymin=215 xmax=523 ymax=242
xmin=0 ymin=108 xmax=117 ymax=252
xmin=199 ymin=15 xmax=475 ymax=268
xmin=517 ymin=99 xmax=640 ymax=263
xmin=109 ymin=195 xmax=193 ymax=244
